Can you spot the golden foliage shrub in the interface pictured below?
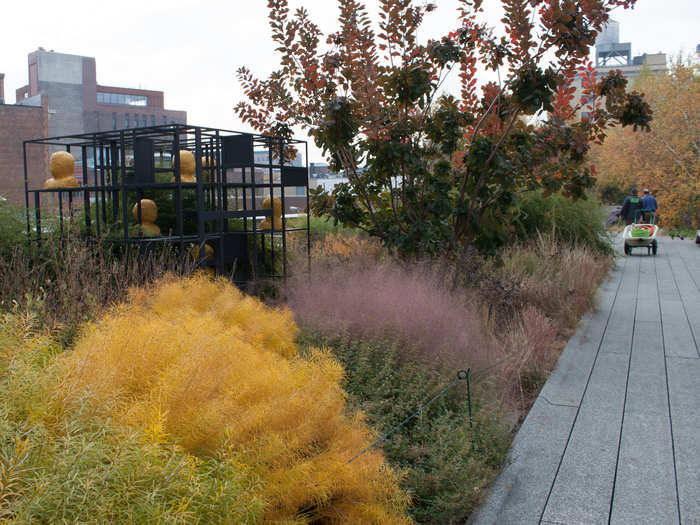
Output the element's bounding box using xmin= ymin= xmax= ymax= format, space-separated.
xmin=0 ymin=313 xmax=265 ymax=523
xmin=311 ymin=232 xmax=387 ymax=265
xmin=56 ymin=274 xmax=411 ymax=524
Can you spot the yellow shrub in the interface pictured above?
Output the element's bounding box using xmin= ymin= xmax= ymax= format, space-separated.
xmin=312 ymin=232 xmax=386 ymax=263
xmin=0 ymin=313 xmax=265 ymax=523
xmin=56 ymin=273 xmax=411 ymax=524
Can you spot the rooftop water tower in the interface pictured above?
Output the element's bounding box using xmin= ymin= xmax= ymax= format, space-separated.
xmin=595 ymin=20 xmax=631 ymax=66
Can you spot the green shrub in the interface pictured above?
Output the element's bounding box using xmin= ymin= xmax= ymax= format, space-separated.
xmin=489 ymin=235 xmax=612 ymax=330
xmin=299 ymin=331 xmax=511 ymax=525
xmin=285 ymin=214 xmax=361 ymax=240
xmin=512 ymin=191 xmax=611 ymax=253
xmin=0 ymin=201 xmax=27 ymax=259
xmin=598 ymin=183 xmax=627 ymax=205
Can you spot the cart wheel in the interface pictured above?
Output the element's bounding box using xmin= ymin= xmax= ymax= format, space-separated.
xmin=624 ymin=243 xmax=630 ymax=255
xmin=652 ymin=240 xmax=658 ymax=255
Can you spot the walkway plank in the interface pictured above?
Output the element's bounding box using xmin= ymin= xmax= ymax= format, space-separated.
xmin=470 ymin=237 xmax=700 ymax=525
xmin=609 ymin=321 xmax=678 ymax=524
xmin=666 ymin=357 xmax=700 ymax=524
xmin=540 ymin=257 xmax=639 ymax=525
xmin=656 ymin=253 xmax=697 ymax=359
xmin=466 ymin=400 xmax=578 ymax=524
xmin=599 ymin=256 xmax=640 ymax=355
xmin=667 ymin=243 xmax=700 ymax=354
xmin=540 ymin=352 xmax=629 ymax=525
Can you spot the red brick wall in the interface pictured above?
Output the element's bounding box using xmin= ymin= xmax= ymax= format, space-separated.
xmin=0 ymin=96 xmax=48 ymax=204
xmin=15 ymin=85 xmax=30 ymax=102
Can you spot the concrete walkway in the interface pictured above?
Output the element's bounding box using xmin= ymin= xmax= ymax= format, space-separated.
xmin=470 ymin=236 xmax=700 ymax=525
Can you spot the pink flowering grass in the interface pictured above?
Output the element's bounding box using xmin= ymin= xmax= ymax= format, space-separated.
xmin=497 ymin=306 xmax=561 ymax=411
xmin=287 ymin=232 xmax=611 ymax=414
xmin=288 ymin=259 xmax=495 ymax=370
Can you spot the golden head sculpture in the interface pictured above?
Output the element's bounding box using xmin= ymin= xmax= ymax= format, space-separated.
xmin=260 ymin=196 xmax=283 ymax=230
xmin=131 ymin=199 xmax=160 ymax=236
xmin=44 ymin=151 xmax=79 ymax=189
xmin=171 ymin=150 xmax=196 ymax=182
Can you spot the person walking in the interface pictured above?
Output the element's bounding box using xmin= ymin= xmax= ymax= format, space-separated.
xmin=620 ymin=188 xmax=643 ymax=225
xmin=641 ymin=188 xmax=658 ymax=223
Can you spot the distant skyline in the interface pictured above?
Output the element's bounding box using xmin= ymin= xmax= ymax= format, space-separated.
xmin=2 ymin=0 xmax=697 ymax=162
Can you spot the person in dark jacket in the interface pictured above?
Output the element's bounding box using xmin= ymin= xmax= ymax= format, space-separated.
xmin=641 ymin=188 xmax=658 ymax=222
xmin=620 ymin=189 xmax=642 ymax=225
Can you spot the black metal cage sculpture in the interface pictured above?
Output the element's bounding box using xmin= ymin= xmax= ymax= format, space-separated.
xmin=23 ymin=124 xmax=310 ymax=282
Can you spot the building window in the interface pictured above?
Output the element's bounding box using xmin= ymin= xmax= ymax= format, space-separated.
xmin=112 ymin=112 xmax=117 ymax=130
xmin=142 ymin=115 xmax=147 ymax=127
xmin=151 ymin=115 xmax=156 ymax=127
xmin=97 ymin=92 xmax=148 ymax=106
xmin=125 ymin=113 xmax=130 ymax=128
xmin=162 ymin=116 xmax=167 ymax=125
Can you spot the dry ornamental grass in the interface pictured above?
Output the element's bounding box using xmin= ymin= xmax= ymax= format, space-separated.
xmin=54 ymin=274 xmax=412 ymax=524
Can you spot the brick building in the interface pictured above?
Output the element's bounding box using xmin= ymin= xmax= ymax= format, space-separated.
xmin=1 ymin=49 xmax=187 ymax=204
xmin=15 ymin=49 xmax=186 ymax=137
xmin=0 ymin=75 xmax=48 ymax=203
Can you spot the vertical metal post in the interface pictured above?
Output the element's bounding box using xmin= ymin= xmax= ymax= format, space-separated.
xmin=268 ymin=137 xmax=275 ymax=279
xmin=195 ymin=127 xmax=206 ymax=269
xmin=68 ymin=191 xmax=74 ymax=222
xmin=120 ymin=131 xmax=129 ymax=246
xmin=174 ymin=128 xmax=184 ymax=255
xmin=110 ymin=142 xmax=119 ymax=224
xmin=34 ymin=192 xmax=41 ymax=247
xmin=58 ymin=191 xmax=64 ymax=238
xmin=279 ymin=138 xmax=287 ymax=280
xmin=66 ymin=145 xmax=73 ymax=223
xmin=242 ymin=167 xmax=248 ymax=232
xmin=136 ymin=198 xmax=142 ymax=234
xmin=251 ymin=146 xmax=258 ymax=282
xmin=305 ymin=141 xmax=311 ymax=278
xmin=82 ymin=145 xmax=91 ymax=238
xmin=215 ymin=130 xmax=224 ymax=273
xmin=22 ymin=142 xmax=31 ymax=236
xmin=466 ymin=369 xmax=473 ymax=429
xmin=93 ymin=138 xmax=102 ymax=238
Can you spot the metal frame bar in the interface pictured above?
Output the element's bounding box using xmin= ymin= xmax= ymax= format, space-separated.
xmin=22 ymin=124 xmax=309 ymax=285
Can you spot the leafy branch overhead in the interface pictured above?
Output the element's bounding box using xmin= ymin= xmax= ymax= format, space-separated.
xmin=237 ymin=0 xmax=651 ymax=254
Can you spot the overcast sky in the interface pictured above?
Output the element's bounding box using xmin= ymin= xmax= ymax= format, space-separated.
xmin=1 ymin=0 xmax=697 ymax=162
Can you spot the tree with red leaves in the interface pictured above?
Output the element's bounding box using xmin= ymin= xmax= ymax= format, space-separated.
xmin=237 ymin=0 xmax=650 ymax=254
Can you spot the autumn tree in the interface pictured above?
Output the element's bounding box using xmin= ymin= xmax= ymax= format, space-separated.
xmin=237 ymin=0 xmax=651 ymax=254
xmin=592 ymin=61 xmax=700 ymax=230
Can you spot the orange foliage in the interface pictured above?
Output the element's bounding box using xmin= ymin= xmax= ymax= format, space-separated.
xmin=54 ymin=274 xmax=412 ymax=524
xmin=311 ymin=232 xmax=387 ymax=263
xmin=592 ymin=63 xmax=700 ymax=229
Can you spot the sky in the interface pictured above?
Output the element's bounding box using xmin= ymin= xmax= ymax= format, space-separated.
xmin=1 ymin=0 xmax=698 ymax=162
